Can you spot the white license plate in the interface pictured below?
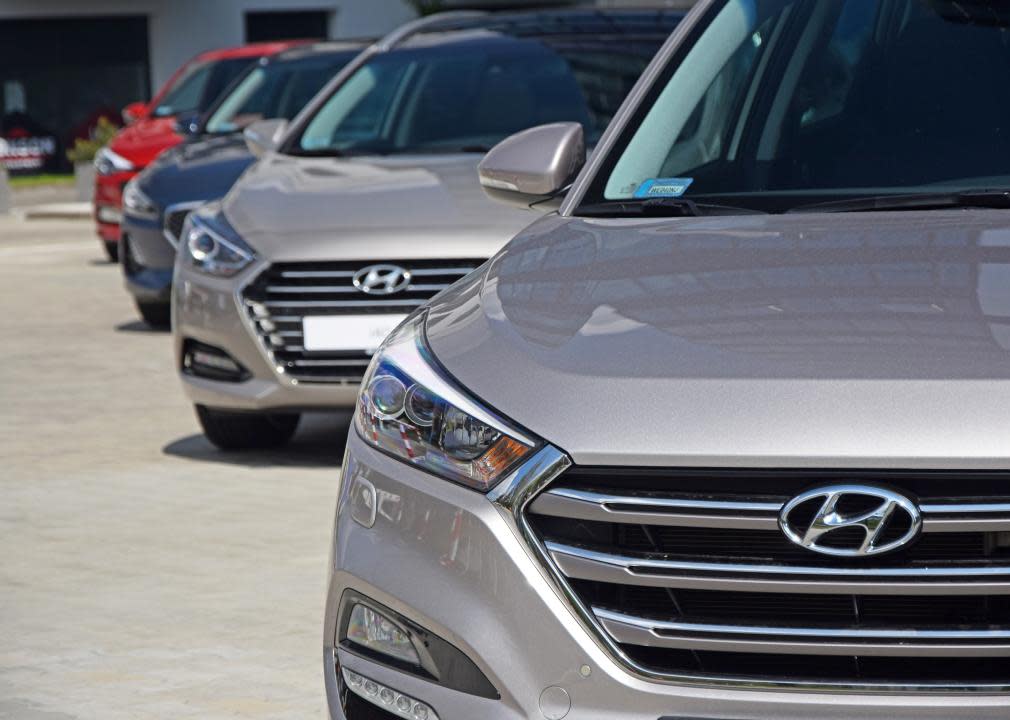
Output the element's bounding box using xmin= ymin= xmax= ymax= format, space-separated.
xmin=302 ymin=314 xmax=407 ymax=352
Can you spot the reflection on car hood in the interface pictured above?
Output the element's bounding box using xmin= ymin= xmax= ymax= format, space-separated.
xmin=221 ymin=153 xmax=536 ymax=261
xmin=108 ymin=117 xmax=183 ymax=166
xmin=139 ymin=134 xmax=255 ymax=209
xmin=426 ymin=210 xmax=1010 ymax=468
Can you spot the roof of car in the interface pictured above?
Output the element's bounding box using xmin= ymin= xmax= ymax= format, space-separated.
xmin=194 ymin=40 xmax=311 ymax=62
xmin=270 ymin=40 xmax=373 ymax=62
xmin=398 ymin=8 xmax=686 ymax=48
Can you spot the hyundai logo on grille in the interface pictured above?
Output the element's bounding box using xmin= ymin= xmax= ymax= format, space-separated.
xmin=353 ymin=264 xmax=411 ymax=295
xmin=779 ymin=485 xmax=922 ymax=557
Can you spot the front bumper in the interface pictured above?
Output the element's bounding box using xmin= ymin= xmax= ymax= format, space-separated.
xmin=121 ymin=213 xmax=174 ymax=303
xmin=324 ymin=431 xmax=1010 ymax=720
xmin=173 ymin=257 xmax=359 ymax=412
xmin=94 ymin=170 xmax=133 ymax=243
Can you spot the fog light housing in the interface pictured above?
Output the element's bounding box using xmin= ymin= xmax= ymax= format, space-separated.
xmin=347 ymin=604 xmax=420 ymax=666
xmin=342 ymin=668 xmax=439 ymax=720
xmin=97 ymin=205 xmax=123 ymax=224
xmin=336 ymin=590 xmax=498 ymax=699
xmin=182 ymin=339 xmax=249 ymax=382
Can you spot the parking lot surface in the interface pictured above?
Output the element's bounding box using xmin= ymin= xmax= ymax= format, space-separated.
xmin=0 ymin=217 xmax=348 ymax=719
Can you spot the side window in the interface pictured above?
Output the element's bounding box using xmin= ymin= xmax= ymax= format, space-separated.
xmin=200 ymin=60 xmax=253 ymax=112
xmin=299 ymin=63 xmax=411 ymax=150
xmin=603 ymin=0 xmax=788 ymax=200
xmin=791 ymin=1 xmax=876 ymax=129
xmin=563 ymin=51 xmax=656 ymax=140
xmin=332 ymin=64 xmax=409 ymax=142
xmin=658 ymin=27 xmax=765 ymax=177
xmin=155 ymin=64 xmax=212 ymax=116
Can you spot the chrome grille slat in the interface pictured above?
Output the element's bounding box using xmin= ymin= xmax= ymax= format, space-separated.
xmin=265 ymin=285 xmax=363 ymax=294
xmin=289 ymin=359 xmax=373 ymax=367
xmin=595 ymin=608 xmax=1010 ymax=657
xmin=525 ymin=467 xmax=1010 ymax=688
xmin=242 ymin=259 xmax=482 ymax=383
xmin=262 ymin=299 xmax=429 ymax=309
xmin=546 ymin=541 xmax=1010 ymax=594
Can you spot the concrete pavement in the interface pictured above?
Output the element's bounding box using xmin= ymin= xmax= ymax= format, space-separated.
xmin=0 ymin=216 xmax=350 ymax=719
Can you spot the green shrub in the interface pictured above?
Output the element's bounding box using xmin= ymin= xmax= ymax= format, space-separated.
xmin=66 ymin=116 xmax=119 ymax=165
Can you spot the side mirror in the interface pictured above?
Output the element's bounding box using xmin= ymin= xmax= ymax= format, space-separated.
xmin=243 ymin=118 xmax=288 ymax=158
xmin=478 ymin=122 xmax=585 ymax=209
xmin=122 ymin=101 xmax=148 ymax=125
xmin=174 ymin=111 xmax=203 ymax=136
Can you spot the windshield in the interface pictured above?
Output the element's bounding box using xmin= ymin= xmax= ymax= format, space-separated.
xmin=291 ymin=33 xmax=660 ymax=157
xmin=153 ymin=57 xmax=254 ymax=118
xmin=585 ymin=0 xmax=1010 ymax=213
xmin=204 ymin=52 xmax=356 ymax=134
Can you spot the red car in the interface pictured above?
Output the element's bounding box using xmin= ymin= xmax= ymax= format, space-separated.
xmin=93 ymin=41 xmax=305 ymax=261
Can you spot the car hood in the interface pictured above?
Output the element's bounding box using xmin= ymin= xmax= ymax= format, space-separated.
xmin=109 ymin=117 xmax=184 ymax=166
xmin=139 ymin=134 xmax=255 ymax=209
xmin=221 ymin=153 xmax=536 ymax=261
xmin=426 ymin=210 xmax=1010 ymax=469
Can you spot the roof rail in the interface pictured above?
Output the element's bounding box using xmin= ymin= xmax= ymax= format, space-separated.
xmin=373 ymin=10 xmax=489 ymax=52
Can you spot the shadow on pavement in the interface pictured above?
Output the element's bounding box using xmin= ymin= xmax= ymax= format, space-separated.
xmin=88 ymin=258 xmax=116 ymax=267
xmin=115 ymin=319 xmax=169 ymax=334
xmin=163 ymin=411 xmax=353 ymax=468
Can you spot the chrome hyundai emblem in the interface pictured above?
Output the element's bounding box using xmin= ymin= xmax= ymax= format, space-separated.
xmin=353 ymin=264 xmax=411 ymax=295
xmin=779 ymin=485 xmax=922 ymax=557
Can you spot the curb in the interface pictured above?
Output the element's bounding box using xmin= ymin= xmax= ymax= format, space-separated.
xmin=15 ymin=202 xmax=93 ymax=221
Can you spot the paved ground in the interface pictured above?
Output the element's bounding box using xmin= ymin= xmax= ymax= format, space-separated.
xmin=0 ymin=216 xmax=349 ymax=719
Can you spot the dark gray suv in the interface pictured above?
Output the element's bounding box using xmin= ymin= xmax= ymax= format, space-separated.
xmin=326 ymin=1 xmax=1010 ymax=718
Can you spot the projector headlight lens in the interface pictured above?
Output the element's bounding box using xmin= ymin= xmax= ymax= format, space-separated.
xmin=181 ymin=210 xmax=255 ymax=277
xmin=355 ymin=313 xmax=538 ymax=492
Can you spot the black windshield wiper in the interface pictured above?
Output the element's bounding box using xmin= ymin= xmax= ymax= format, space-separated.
xmin=789 ymin=190 xmax=1010 ymax=214
xmin=577 ymin=197 xmax=766 ymax=218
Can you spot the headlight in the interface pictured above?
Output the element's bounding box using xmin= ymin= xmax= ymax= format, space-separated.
xmin=355 ymin=313 xmax=538 ymax=492
xmin=180 ymin=210 xmax=255 ymax=277
xmin=94 ymin=147 xmax=134 ymax=175
xmin=122 ymin=178 xmax=158 ymax=219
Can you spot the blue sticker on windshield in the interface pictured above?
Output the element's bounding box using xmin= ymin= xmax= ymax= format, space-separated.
xmin=634 ymin=177 xmax=694 ymax=199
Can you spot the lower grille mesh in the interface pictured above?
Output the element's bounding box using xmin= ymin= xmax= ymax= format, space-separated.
xmin=526 ymin=466 xmax=1010 ymax=689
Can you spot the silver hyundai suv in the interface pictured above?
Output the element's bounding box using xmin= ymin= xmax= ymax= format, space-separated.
xmin=172 ymin=9 xmax=682 ymax=449
xmin=326 ymin=1 xmax=1010 ymax=718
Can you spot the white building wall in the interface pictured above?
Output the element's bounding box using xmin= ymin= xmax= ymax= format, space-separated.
xmin=0 ymin=0 xmax=416 ymax=92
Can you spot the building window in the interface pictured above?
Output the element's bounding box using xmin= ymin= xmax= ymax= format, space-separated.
xmin=245 ymin=11 xmax=331 ymax=42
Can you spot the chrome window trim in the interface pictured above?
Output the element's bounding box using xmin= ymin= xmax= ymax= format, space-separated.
xmin=489 ymin=447 xmax=1010 ymax=694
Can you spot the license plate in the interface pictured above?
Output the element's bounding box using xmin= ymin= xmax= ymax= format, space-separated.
xmin=302 ymin=314 xmax=407 ymax=352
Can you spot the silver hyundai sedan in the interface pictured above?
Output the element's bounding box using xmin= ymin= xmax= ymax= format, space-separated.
xmin=326 ymin=0 xmax=1010 ymax=718
xmin=172 ymin=9 xmax=682 ymax=449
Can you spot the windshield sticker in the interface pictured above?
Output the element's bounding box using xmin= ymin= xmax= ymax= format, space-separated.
xmin=634 ymin=177 xmax=694 ymax=199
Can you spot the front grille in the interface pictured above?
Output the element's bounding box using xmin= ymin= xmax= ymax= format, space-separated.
xmin=241 ymin=259 xmax=482 ymax=384
xmin=163 ymin=208 xmax=192 ymax=245
xmin=525 ymin=466 xmax=1010 ymax=689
